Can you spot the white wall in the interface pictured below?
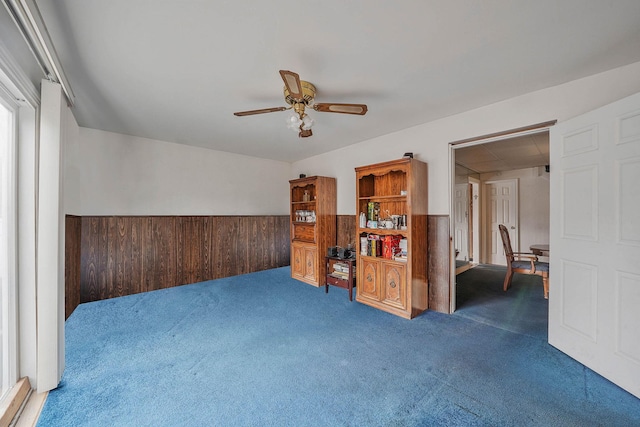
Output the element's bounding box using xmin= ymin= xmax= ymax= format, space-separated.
xmin=63 ymin=105 xmax=81 ymax=214
xmin=73 ymin=128 xmax=291 ymax=215
xmin=72 ymin=61 xmax=640 ymax=218
xmin=481 ymin=166 xmax=550 ymax=261
xmin=291 ymin=61 xmax=640 ymax=215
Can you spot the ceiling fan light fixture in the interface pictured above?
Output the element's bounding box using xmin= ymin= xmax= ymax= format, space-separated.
xmin=286 ymin=112 xmax=302 ymax=131
xmin=301 ymin=115 xmax=314 ymax=130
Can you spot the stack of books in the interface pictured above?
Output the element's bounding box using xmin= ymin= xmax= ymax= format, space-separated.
xmin=329 ymin=262 xmax=353 ymax=280
xmin=393 ymin=238 xmax=409 ymax=262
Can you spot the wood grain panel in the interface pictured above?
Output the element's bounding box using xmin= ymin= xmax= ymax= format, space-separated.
xmin=157 ymin=216 xmax=177 ymax=290
xmin=238 ymin=216 xmax=252 ymax=276
xmin=106 ymin=217 xmax=117 ymax=299
xmin=130 ymin=217 xmax=144 ymax=295
xmin=215 ymin=216 xmax=238 ymax=279
xmin=337 ymin=215 xmax=356 ymax=250
xmin=115 ymin=217 xmax=129 ymax=299
xmin=275 ymin=216 xmax=290 ymax=266
xmin=428 ymin=215 xmax=451 ymax=313
xmin=65 ymin=215 xmax=81 ymax=319
xmin=263 ymin=217 xmax=275 ymax=269
xmin=80 ymin=217 xmax=99 ymax=302
xmin=66 ymin=215 xmax=290 ymax=314
xmin=179 ymin=217 xmax=203 ymax=286
xmin=142 ymin=217 xmax=154 ymax=293
xmin=202 ymin=216 xmax=214 ymax=280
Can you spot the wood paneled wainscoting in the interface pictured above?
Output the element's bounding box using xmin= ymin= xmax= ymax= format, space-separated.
xmin=427 ymin=215 xmax=452 ymax=313
xmin=65 ymin=214 xmax=450 ymax=318
xmin=65 ymin=215 xmax=290 ymax=318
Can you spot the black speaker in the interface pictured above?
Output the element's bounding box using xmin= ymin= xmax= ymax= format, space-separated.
xmin=338 ymin=248 xmax=352 ymax=259
xmin=327 ymin=246 xmax=338 ymax=257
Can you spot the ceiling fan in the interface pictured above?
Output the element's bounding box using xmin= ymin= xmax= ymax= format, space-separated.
xmin=234 ymin=70 xmax=368 ymax=138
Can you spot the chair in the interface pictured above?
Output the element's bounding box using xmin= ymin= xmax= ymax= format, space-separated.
xmin=498 ymin=224 xmax=549 ymax=299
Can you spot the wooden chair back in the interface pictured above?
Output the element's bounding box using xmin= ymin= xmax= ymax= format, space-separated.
xmin=498 ymin=223 xmax=549 ymax=299
xmin=498 ymin=224 xmax=514 ymax=260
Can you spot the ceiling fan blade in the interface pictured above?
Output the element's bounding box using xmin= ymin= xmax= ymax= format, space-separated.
xmin=233 ymin=107 xmax=287 ymax=116
xmin=279 ymin=70 xmax=304 ymax=100
xmin=313 ymin=103 xmax=368 ymax=115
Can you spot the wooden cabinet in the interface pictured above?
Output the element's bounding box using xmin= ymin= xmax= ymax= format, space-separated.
xmin=325 ymin=256 xmax=356 ymax=301
xmin=358 ymin=258 xmax=381 ymax=302
xmin=289 ymin=176 xmax=336 ymax=287
xmin=381 ymin=261 xmax=406 ymax=310
xmin=355 ymin=158 xmax=428 ymax=319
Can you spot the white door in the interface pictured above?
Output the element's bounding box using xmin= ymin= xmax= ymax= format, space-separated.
xmin=549 ymin=91 xmax=640 ymax=399
xmin=470 ymin=179 xmax=480 ymax=263
xmin=454 ymin=184 xmax=469 ymax=262
xmin=485 ymin=179 xmax=518 ymax=265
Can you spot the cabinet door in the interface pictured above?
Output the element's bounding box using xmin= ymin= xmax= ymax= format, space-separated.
xmin=358 ymin=259 xmax=380 ymax=301
xmin=382 ymin=262 xmax=407 ymax=310
xmin=303 ymin=246 xmax=318 ymax=283
xmin=291 ymin=244 xmax=304 ymax=279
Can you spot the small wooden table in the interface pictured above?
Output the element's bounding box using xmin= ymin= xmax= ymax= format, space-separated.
xmin=530 ymin=244 xmax=549 ymax=256
xmin=325 ymin=256 xmax=356 ymax=301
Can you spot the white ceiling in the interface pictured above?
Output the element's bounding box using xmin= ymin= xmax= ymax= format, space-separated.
xmin=455 ymin=131 xmax=549 ymax=174
xmin=34 ymin=0 xmax=640 ymax=163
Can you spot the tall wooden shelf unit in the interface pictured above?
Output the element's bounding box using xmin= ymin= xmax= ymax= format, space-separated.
xmin=289 ymin=176 xmax=336 ymax=287
xmin=355 ymin=158 xmax=428 ymax=319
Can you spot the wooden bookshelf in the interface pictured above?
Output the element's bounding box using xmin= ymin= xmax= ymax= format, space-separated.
xmin=355 ymin=158 xmax=428 ymax=319
xmin=289 ymin=176 xmax=336 ymax=287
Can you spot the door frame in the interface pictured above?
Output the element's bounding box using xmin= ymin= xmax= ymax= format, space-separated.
xmin=448 ymin=121 xmax=556 ymax=313
xmin=0 ymin=86 xmax=19 ymax=399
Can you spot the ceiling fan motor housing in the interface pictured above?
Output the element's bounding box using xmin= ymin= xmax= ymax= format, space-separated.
xmin=284 ymin=81 xmax=316 ymax=106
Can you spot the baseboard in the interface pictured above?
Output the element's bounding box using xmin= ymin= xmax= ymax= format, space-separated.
xmin=455 ymin=262 xmax=476 ymax=275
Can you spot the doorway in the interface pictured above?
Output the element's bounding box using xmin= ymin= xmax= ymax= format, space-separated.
xmin=450 ymin=124 xmax=552 ymax=312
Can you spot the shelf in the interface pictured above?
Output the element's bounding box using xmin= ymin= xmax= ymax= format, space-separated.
xmin=293 ymin=221 xmax=316 ymax=225
xmin=358 ymin=195 xmax=406 ymax=201
xmin=357 ymin=255 xmax=407 ymax=263
xmin=357 ymin=228 xmax=407 ymax=236
xmin=292 ymin=200 xmax=316 ymax=205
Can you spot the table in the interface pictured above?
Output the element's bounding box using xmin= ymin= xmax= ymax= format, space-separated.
xmin=530 ymin=244 xmax=549 ymax=256
xmin=325 ymin=256 xmax=356 ymax=301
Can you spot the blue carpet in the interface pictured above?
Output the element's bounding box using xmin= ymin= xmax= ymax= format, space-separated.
xmin=38 ymin=267 xmax=640 ymax=426
xmin=455 ymin=264 xmax=549 ymax=340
